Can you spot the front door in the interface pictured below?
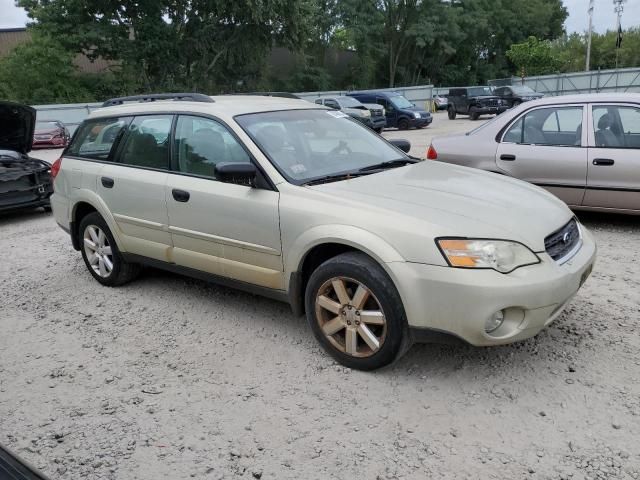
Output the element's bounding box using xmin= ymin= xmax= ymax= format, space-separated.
xmin=496 ymin=104 xmax=588 ymax=207
xmin=165 ymin=115 xmax=283 ymax=290
xmin=377 ymin=97 xmax=397 ymax=128
xmin=583 ymin=104 xmax=640 ymax=212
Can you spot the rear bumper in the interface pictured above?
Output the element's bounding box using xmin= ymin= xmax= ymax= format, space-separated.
xmin=0 ymin=197 xmax=50 ymax=212
xmin=387 ymin=227 xmax=597 ymax=346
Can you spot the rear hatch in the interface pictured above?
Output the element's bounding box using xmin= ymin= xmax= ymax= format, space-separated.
xmin=0 ymin=101 xmax=36 ymax=154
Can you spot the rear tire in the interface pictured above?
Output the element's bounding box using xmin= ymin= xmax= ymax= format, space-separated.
xmin=305 ymin=252 xmax=408 ymax=371
xmin=398 ymin=118 xmax=409 ymax=130
xmin=78 ymin=212 xmax=140 ymax=286
xmin=448 ymin=107 xmax=456 ymax=120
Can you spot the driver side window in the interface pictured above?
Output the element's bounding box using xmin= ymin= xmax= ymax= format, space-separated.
xmin=175 ymin=116 xmax=250 ymax=179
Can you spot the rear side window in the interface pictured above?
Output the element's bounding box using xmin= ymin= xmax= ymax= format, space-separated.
xmin=118 ymin=115 xmax=173 ymax=169
xmin=67 ymin=117 xmax=131 ymax=160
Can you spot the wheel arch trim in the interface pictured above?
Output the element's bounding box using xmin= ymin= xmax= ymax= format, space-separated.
xmin=70 ymin=191 xmax=126 ymax=252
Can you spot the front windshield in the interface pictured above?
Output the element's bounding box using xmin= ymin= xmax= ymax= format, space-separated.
xmin=236 ymin=109 xmax=407 ymax=184
xmin=468 ymin=87 xmax=493 ymax=96
xmin=390 ymin=95 xmax=413 ymax=109
xmin=511 ymin=86 xmax=535 ymax=94
xmin=338 ymin=96 xmax=364 ymax=108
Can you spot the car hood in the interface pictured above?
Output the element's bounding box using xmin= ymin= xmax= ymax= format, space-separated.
xmin=406 ymin=106 xmax=430 ymax=115
xmin=0 ymin=102 xmax=36 ymax=154
xmin=34 ymin=127 xmax=60 ymax=135
xmin=308 ymin=161 xmax=572 ymax=252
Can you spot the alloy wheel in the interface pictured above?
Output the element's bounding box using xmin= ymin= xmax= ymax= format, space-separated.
xmin=83 ymin=225 xmax=114 ymax=278
xmin=314 ymin=276 xmax=387 ymax=358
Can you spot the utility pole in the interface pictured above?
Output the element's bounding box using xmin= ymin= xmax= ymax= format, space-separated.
xmin=614 ymin=0 xmax=626 ymax=69
xmin=586 ymin=0 xmax=594 ymax=71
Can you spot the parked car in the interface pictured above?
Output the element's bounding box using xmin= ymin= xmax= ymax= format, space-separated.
xmin=314 ymin=96 xmax=386 ymax=133
xmin=347 ymin=91 xmax=432 ymax=130
xmin=0 ymin=101 xmax=53 ymax=213
xmin=32 ymin=120 xmax=71 ymax=148
xmin=432 ymin=93 xmax=448 ymax=110
xmin=429 ymin=93 xmax=640 ymax=214
xmin=493 ymin=85 xmax=544 ymax=108
xmin=447 ymin=86 xmax=507 ymax=120
xmin=51 ymin=92 xmax=595 ymax=370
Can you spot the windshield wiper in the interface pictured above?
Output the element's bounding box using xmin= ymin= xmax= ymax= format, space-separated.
xmin=303 ymin=172 xmax=369 ymax=186
xmin=357 ymin=158 xmax=418 ymax=172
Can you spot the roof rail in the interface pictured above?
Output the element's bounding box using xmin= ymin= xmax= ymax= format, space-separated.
xmin=101 ymin=93 xmax=214 ymax=107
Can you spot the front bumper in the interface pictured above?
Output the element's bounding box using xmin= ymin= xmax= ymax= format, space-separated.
xmin=470 ymin=105 xmax=508 ymax=115
xmin=411 ymin=116 xmax=432 ymax=127
xmin=387 ymin=227 xmax=596 ymax=346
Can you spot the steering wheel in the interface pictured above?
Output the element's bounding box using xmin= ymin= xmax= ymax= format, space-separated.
xmin=329 ymin=140 xmax=352 ymax=156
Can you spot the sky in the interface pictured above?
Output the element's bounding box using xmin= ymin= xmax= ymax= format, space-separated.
xmin=1 ymin=0 xmax=639 ymax=32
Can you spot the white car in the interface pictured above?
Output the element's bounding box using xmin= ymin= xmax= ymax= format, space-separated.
xmin=50 ymin=93 xmax=596 ymax=370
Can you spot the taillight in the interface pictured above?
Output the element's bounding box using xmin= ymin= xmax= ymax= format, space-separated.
xmin=426 ymin=144 xmax=438 ymax=160
xmin=51 ymin=157 xmax=62 ymax=179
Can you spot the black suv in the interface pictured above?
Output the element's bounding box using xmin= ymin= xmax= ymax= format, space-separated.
xmin=493 ymin=85 xmax=543 ymax=108
xmin=447 ymin=86 xmax=507 ymax=120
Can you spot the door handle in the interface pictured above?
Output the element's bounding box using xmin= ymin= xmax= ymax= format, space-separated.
xmin=592 ymin=158 xmax=614 ymax=166
xmin=500 ymin=154 xmax=516 ymax=161
xmin=101 ymin=176 xmax=114 ymax=188
xmin=172 ymin=189 xmax=190 ymax=202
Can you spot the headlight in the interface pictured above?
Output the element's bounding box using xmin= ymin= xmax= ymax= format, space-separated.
xmin=436 ymin=239 xmax=540 ymax=273
xmin=413 ymin=112 xmax=421 ymax=119
xmin=361 ymin=110 xmax=371 ymax=117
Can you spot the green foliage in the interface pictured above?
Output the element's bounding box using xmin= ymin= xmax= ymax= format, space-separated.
xmin=10 ymin=0 xmax=637 ymax=102
xmin=0 ymin=34 xmax=93 ymax=103
xmin=506 ymin=36 xmax=561 ymax=76
xmin=552 ymin=28 xmax=640 ymax=72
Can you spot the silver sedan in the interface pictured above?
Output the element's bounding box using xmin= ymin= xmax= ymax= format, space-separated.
xmin=429 ymin=93 xmax=640 ymax=214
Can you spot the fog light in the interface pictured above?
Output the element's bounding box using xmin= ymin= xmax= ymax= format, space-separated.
xmin=485 ymin=310 xmax=505 ymax=334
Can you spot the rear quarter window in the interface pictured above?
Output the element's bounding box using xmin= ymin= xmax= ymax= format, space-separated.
xmin=67 ymin=117 xmax=131 ymax=161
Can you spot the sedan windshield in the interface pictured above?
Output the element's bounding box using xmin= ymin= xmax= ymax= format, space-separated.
xmin=236 ymin=109 xmax=407 ymax=184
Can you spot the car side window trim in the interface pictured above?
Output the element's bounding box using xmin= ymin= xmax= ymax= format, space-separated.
xmin=499 ymin=104 xmax=587 ymax=147
xmin=587 ymin=102 xmax=640 ymax=149
xmin=111 ymin=114 xmax=174 ymax=171
xmin=170 ymin=113 xmax=277 ymax=191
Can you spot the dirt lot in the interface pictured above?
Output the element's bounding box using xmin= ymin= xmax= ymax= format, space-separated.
xmin=1 ymin=114 xmax=639 ymax=480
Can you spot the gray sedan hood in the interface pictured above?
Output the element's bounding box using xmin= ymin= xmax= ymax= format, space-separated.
xmin=0 ymin=101 xmax=36 ymax=154
xmin=309 ymin=161 xmax=573 ymax=252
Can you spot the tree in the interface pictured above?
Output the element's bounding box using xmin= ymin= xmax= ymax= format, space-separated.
xmin=0 ymin=33 xmax=93 ymax=104
xmin=19 ymin=0 xmax=313 ymax=94
xmin=506 ymin=36 xmax=561 ymax=76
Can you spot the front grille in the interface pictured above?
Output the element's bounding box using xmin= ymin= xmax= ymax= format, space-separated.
xmin=371 ymin=110 xmax=383 ymax=117
xmin=544 ymin=219 xmax=581 ymax=263
xmin=420 ymin=112 xmax=430 ymax=118
xmin=481 ymin=99 xmax=499 ymax=107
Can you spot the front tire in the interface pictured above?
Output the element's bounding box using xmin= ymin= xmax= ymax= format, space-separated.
xmin=470 ymin=111 xmax=480 ymax=120
xmin=78 ymin=212 xmax=140 ymax=286
xmin=397 ymin=118 xmax=409 ymax=130
xmin=448 ymin=107 xmax=456 ymax=120
xmin=305 ymin=252 xmax=408 ymax=371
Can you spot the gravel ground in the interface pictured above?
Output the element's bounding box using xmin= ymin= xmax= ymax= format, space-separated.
xmin=2 ymin=115 xmax=639 ymax=480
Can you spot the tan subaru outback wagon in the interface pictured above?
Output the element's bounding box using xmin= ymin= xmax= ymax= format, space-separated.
xmin=51 ymin=93 xmax=596 ymax=370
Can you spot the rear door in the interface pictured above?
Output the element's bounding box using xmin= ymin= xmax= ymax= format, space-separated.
xmin=583 ymin=103 xmax=640 ymax=211
xmin=496 ymin=104 xmax=588 ymax=206
xmin=96 ymin=114 xmax=173 ymax=260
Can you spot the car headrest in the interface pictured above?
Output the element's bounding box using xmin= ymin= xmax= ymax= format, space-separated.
xmin=598 ymin=113 xmax=612 ymax=130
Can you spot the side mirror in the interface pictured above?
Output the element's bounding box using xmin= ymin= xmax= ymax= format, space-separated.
xmin=215 ymin=162 xmax=257 ymax=185
xmin=388 ymin=139 xmax=411 ymax=153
